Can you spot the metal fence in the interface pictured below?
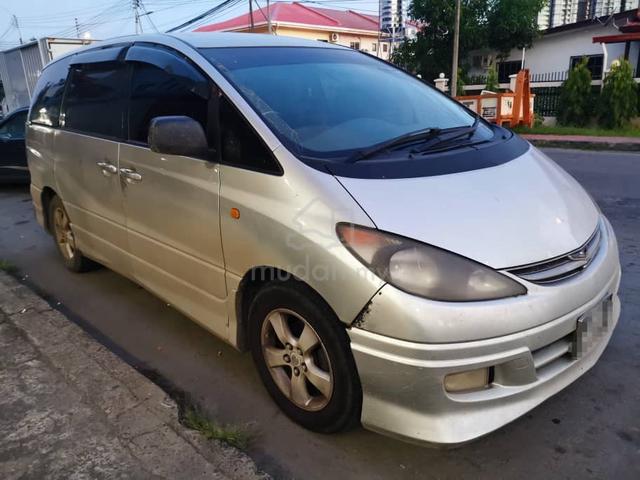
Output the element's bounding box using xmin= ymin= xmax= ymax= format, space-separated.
xmin=530 ymin=87 xmax=561 ymax=117
xmin=464 ymin=68 xmax=640 ymax=117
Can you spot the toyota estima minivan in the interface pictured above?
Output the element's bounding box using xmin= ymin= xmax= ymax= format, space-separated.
xmin=27 ymin=33 xmax=621 ymax=445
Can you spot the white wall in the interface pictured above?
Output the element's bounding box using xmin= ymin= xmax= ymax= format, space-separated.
xmin=468 ymin=22 xmax=632 ymax=78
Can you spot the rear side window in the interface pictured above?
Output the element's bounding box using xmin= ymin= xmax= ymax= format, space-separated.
xmin=63 ymin=63 xmax=128 ymax=139
xmin=128 ymin=62 xmax=209 ymax=143
xmin=29 ymin=57 xmax=71 ymax=127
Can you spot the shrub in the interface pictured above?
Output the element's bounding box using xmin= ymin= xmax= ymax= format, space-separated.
xmin=598 ymin=59 xmax=638 ymax=129
xmin=456 ymin=68 xmax=467 ymax=96
xmin=557 ymin=57 xmax=593 ymax=126
xmin=485 ymin=65 xmax=500 ymax=92
xmin=534 ymin=112 xmax=544 ymax=127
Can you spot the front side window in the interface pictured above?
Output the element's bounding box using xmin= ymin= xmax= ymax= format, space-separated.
xmin=128 ymin=62 xmax=209 ymax=143
xmin=219 ymin=96 xmax=280 ymax=173
xmin=0 ymin=110 xmax=28 ymax=139
xmin=63 ymin=63 xmax=128 ymax=139
xmin=29 ymin=57 xmax=71 ymax=127
xmin=200 ymin=47 xmax=485 ymax=162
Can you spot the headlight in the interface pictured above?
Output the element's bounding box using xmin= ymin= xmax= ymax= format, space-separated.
xmin=336 ymin=223 xmax=527 ymax=302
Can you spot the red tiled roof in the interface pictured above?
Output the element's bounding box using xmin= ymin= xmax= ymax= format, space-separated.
xmin=194 ymin=2 xmax=380 ymax=33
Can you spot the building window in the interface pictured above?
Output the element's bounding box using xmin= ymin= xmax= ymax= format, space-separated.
xmin=382 ymin=44 xmax=388 ymax=53
xmin=569 ymin=54 xmax=604 ymax=80
xmin=372 ymin=43 xmax=377 ymax=52
xmin=349 ymin=42 xmax=360 ymax=50
xmin=497 ymin=61 xmax=521 ymax=83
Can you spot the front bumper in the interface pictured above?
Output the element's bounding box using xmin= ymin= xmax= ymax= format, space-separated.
xmin=348 ymin=218 xmax=622 ymax=445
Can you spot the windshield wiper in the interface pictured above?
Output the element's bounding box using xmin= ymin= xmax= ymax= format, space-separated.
xmin=348 ymin=127 xmax=441 ymax=163
xmin=413 ymin=115 xmax=481 ymax=154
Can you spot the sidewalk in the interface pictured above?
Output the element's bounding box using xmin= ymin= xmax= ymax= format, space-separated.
xmin=521 ymin=133 xmax=640 ymax=151
xmin=0 ymin=272 xmax=267 ymax=480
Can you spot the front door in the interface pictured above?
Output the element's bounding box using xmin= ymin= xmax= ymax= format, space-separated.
xmin=118 ymin=45 xmax=227 ymax=338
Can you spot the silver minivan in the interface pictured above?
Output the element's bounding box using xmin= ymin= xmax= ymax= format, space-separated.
xmin=27 ymin=33 xmax=621 ymax=445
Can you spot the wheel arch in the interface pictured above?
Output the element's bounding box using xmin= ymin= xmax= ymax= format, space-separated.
xmin=40 ymin=186 xmax=58 ymax=234
xmin=233 ymin=266 xmax=350 ymax=351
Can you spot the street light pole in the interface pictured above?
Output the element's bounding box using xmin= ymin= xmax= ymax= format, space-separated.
xmin=249 ymin=0 xmax=254 ymax=32
xmin=12 ymin=15 xmax=23 ymax=45
xmin=451 ymin=0 xmax=461 ymax=96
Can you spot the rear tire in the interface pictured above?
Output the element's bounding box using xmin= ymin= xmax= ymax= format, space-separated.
xmin=248 ymin=280 xmax=362 ymax=433
xmin=48 ymin=196 xmax=95 ymax=273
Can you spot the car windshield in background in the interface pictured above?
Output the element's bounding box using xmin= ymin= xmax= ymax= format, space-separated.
xmin=200 ymin=47 xmax=492 ymax=161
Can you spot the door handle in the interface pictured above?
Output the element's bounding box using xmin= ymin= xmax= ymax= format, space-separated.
xmin=97 ymin=161 xmax=118 ymax=176
xmin=119 ymin=167 xmax=142 ymax=183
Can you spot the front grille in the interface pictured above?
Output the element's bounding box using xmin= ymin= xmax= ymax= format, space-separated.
xmin=507 ymin=224 xmax=602 ymax=285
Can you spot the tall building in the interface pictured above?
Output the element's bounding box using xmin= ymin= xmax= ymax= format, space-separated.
xmin=379 ymin=0 xmax=410 ymax=39
xmin=538 ymin=0 xmax=639 ymax=29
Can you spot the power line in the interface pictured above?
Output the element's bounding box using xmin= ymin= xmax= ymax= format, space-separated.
xmin=11 ymin=15 xmax=23 ymax=45
xmin=166 ymin=0 xmax=244 ymax=32
xmin=140 ymin=2 xmax=160 ymax=33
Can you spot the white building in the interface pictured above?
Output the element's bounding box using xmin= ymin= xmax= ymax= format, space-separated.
xmin=468 ymin=8 xmax=640 ymax=85
xmin=538 ymin=0 xmax=640 ymax=30
xmin=380 ymin=0 xmax=412 ymax=39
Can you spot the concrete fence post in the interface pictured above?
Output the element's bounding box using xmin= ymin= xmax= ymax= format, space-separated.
xmin=434 ymin=74 xmax=449 ymax=94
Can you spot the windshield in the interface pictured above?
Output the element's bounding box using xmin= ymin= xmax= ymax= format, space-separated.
xmin=200 ymin=47 xmax=491 ymax=161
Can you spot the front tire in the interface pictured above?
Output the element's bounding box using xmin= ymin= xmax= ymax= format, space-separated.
xmin=48 ymin=196 xmax=95 ymax=273
xmin=248 ymin=280 xmax=362 ymax=433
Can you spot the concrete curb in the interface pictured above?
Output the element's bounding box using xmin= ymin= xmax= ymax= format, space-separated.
xmin=521 ymin=135 xmax=640 ymax=152
xmin=0 ymin=272 xmax=268 ymax=480
xmin=527 ymin=139 xmax=640 ymax=152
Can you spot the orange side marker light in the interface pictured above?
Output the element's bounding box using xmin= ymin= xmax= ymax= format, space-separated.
xmin=230 ymin=208 xmax=240 ymax=219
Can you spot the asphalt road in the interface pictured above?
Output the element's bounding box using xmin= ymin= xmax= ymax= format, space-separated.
xmin=1 ymin=148 xmax=639 ymax=479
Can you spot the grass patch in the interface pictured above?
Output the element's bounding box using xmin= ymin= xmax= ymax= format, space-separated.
xmin=514 ymin=125 xmax=640 ymax=138
xmin=0 ymin=259 xmax=18 ymax=274
xmin=183 ymin=408 xmax=251 ymax=450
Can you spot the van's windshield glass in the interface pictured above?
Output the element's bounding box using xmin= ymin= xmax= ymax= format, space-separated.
xmin=200 ymin=47 xmax=492 ymax=161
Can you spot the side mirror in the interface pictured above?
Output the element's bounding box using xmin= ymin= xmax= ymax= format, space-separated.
xmin=148 ymin=116 xmax=209 ymax=159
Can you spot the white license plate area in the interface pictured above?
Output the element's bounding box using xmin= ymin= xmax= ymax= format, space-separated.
xmin=572 ymin=294 xmax=613 ymax=358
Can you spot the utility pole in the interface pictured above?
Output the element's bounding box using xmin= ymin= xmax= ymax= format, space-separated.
xmin=74 ymin=18 xmax=81 ymax=38
xmin=12 ymin=15 xmax=23 ymax=45
xmin=133 ymin=0 xmax=141 ymax=34
xmin=267 ymin=0 xmax=272 ymax=34
xmin=450 ymin=0 xmax=461 ymax=97
xmin=249 ymin=0 xmax=254 ymax=31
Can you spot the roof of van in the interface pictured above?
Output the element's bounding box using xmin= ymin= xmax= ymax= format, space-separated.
xmin=173 ymin=32 xmax=343 ymax=49
xmin=41 ymin=32 xmax=343 ymax=70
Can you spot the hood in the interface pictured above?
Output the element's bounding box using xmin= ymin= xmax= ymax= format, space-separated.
xmin=336 ymin=146 xmax=599 ymax=269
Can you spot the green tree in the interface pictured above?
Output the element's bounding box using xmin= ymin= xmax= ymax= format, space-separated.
xmin=598 ymin=60 xmax=638 ymax=129
xmin=487 ymin=0 xmax=546 ymax=58
xmin=392 ymin=0 xmax=544 ymax=82
xmin=484 ymin=65 xmax=499 ymax=92
xmin=557 ymin=57 xmax=593 ymax=126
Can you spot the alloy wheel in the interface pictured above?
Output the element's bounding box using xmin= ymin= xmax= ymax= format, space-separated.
xmin=53 ymin=206 xmax=76 ymax=260
xmin=260 ymin=308 xmax=334 ymax=411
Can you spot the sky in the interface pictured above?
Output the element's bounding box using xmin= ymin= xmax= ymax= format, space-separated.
xmin=0 ymin=0 xmax=380 ymax=49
